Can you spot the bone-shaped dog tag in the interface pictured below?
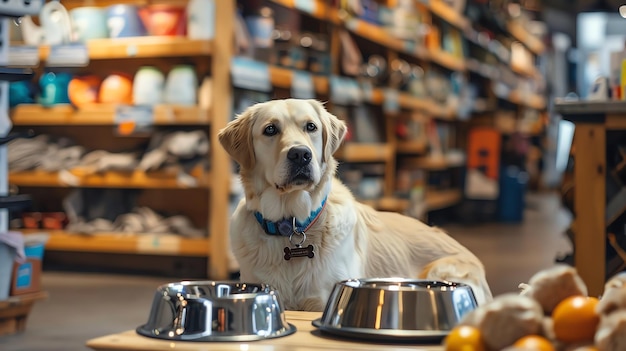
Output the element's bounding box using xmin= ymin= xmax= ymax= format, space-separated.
xmin=284 ymin=244 xmax=314 ymax=260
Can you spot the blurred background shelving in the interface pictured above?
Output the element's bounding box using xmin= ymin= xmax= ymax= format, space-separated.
xmin=6 ymin=0 xmax=550 ymax=278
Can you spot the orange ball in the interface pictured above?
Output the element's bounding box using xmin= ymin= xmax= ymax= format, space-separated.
xmin=99 ymin=73 xmax=133 ymax=104
xmin=552 ymin=296 xmax=600 ymax=343
xmin=444 ymin=325 xmax=486 ymax=351
xmin=513 ymin=335 xmax=556 ymax=351
xmin=68 ymin=75 xmax=101 ymax=107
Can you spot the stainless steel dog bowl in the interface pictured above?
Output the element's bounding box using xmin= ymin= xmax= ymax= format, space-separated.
xmin=312 ymin=278 xmax=478 ymax=342
xmin=136 ymin=281 xmax=296 ymax=342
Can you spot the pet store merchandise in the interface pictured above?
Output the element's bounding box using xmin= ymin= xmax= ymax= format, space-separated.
xmin=6 ymin=0 xmax=233 ymax=281
xmin=0 ymin=0 xmax=51 ymax=338
xmin=0 ymin=231 xmax=49 ymax=337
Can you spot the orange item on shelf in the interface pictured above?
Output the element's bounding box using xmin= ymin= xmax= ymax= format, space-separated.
xmin=466 ymin=127 xmax=501 ymax=180
xmin=99 ymin=73 xmax=133 ymax=104
xmin=68 ymin=75 xmax=102 ymax=107
xmin=139 ymin=4 xmax=186 ymax=36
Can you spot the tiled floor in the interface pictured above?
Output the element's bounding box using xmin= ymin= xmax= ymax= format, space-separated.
xmin=0 ymin=192 xmax=573 ymax=351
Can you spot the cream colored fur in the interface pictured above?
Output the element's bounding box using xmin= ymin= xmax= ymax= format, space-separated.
xmin=218 ymin=99 xmax=493 ymax=311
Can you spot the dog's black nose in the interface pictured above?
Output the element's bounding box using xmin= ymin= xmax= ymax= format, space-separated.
xmin=287 ymin=146 xmax=312 ymax=166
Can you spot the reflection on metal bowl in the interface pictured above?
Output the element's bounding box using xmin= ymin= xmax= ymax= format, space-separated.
xmin=313 ymin=278 xmax=478 ymax=342
xmin=136 ymin=281 xmax=296 ymax=342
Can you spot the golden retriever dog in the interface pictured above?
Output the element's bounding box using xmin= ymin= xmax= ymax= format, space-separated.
xmin=218 ymin=99 xmax=493 ymax=311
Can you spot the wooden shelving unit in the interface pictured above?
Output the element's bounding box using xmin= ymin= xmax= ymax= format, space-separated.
xmin=11 ymin=104 xmax=210 ymax=126
xmin=9 ymin=168 xmax=210 ymax=189
xmin=8 ymin=0 xmax=235 ymax=280
xmin=425 ymin=189 xmax=463 ymax=211
xmin=400 ymin=156 xmax=465 ymax=171
xmin=20 ymin=230 xmax=209 ymax=257
xmin=507 ymin=20 xmax=546 ymax=55
xmin=426 ymin=0 xmax=470 ymax=31
xmin=335 ymin=144 xmax=394 ymax=163
xmin=396 ymin=141 xmax=428 ymax=154
xmin=38 ymin=36 xmax=214 ymax=60
xmin=269 ymin=66 xmax=329 ymax=94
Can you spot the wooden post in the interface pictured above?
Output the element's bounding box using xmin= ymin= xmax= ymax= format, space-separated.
xmin=573 ymin=124 xmax=606 ymax=297
xmin=208 ymin=0 xmax=235 ymax=279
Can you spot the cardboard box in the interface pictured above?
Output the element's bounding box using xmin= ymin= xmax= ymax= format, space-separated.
xmin=10 ymin=243 xmax=45 ymax=296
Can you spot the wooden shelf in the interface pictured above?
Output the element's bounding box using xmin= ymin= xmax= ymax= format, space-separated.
xmin=344 ymin=17 xmax=419 ymax=58
xmin=367 ymin=90 xmax=455 ymax=119
xmin=425 ymin=189 xmax=462 ymax=210
xmin=38 ymin=37 xmax=213 ymax=60
xmin=9 ymin=168 xmax=210 ymax=189
xmin=20 ymin=229 xmax=209 ymax=257
xmin=11 ymin=104 xmax=210 ymax=126
xmin=396 ymin=140 xmax=428 ymax=154
xmin=511 ymin=63 xmax=540 ymax=79
xmin=507 ymin=21 xmax=545 ymax=55
xmin=400 ymin=156 xmax=465 ymax=171
xmin=360 ymin=189 xmax=461 ymax=213
xmin=425 ymin=100 xmax=457 ymax=120
xmin=426 ymin=0 xmax=470 ymax=31
xmin=508 ymin=90 xmax=547 ymax=110
xmin=268 ymin=0 xmax=340 ymax=23
xmin=269 ymin=66 xmax=329 ymax=94
xmin=335 ymin=143 xmax=394 ymax=162
xmin=398 ymin=93 xmax=433 ymax=111
xmin=428 ymin=50 xmax=466 ymax=72
xmin=361 ymin=197 xmax=410 ymax=212
xmin=270 ymin=1 xmax=468 ymax=73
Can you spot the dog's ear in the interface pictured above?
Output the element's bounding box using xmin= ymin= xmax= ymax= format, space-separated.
xmin=218 ymin=107 xmax=256 ymax=170
xmin=307 ymin=100 xmax=347 ymax=161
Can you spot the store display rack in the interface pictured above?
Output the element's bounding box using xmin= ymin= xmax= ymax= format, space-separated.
xmin=8 ymin=0 xmax=234 ymax=279
xmin=7 ymin=0 xmax=546 ymax=278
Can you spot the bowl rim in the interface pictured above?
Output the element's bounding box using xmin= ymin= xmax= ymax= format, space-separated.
xmin=155 ymin=281 xmax=279 ymax=299
xmin=337 ymin=277 xmax=472 ymax=291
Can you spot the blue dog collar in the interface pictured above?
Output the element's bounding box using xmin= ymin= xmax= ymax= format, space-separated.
xmin=254 ymin=196 xmax=327 ymax=237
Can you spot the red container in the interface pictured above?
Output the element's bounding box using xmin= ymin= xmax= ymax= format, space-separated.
xmin=139 ymin=4 xmax=186 ymax=36
xmin=21 ymin=212 xmax=42 ymax=229
xmin=41 ymin=212 xmax=68 ymax=230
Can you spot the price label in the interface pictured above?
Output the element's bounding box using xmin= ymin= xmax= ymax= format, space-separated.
xmin=383 ymin=88 xmax=400 ymax=114
xmin=231 ymin=56 xmax=271 ymax=92
xmin=404 ymin=40 xmax=416 ymax=54
xmin=291 ymin=70 xmax=315 ymax=99
xmin=330 ymin=76 xmax=362 ymax=105
xmin=114 ymin=105 xmax=154 ymax=136
xmin=359 ymin=80 xmax=374 ymax=102
xmin=344 ymin=18 xmax=359 ymax=32
xmin=8 ymin=46 xmax=40 ymax=67
xmin=46 ymin=44 xmax=90 ymax=67
xmin=295 ymin=0 xmax=316 ymax=14
xmin=137 ymin=234 xmax=181 ymax=254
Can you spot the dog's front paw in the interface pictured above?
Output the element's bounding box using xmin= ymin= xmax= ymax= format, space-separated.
xmin=297 ymin=297 xmax=326 ymax=312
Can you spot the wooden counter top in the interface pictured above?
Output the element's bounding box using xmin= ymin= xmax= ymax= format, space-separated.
xmin=86 ymin=311 xmax=445 ymax=351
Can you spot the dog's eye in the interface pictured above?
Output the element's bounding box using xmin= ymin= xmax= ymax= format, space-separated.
xmin=263 ymin=124 xmax=278 ymax=136
xmin=306 ymin=122 xmax=317 ymax=132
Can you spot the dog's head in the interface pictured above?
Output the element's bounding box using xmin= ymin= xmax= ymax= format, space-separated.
xmin=218 ymin=99 xmax=347 ymax=199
